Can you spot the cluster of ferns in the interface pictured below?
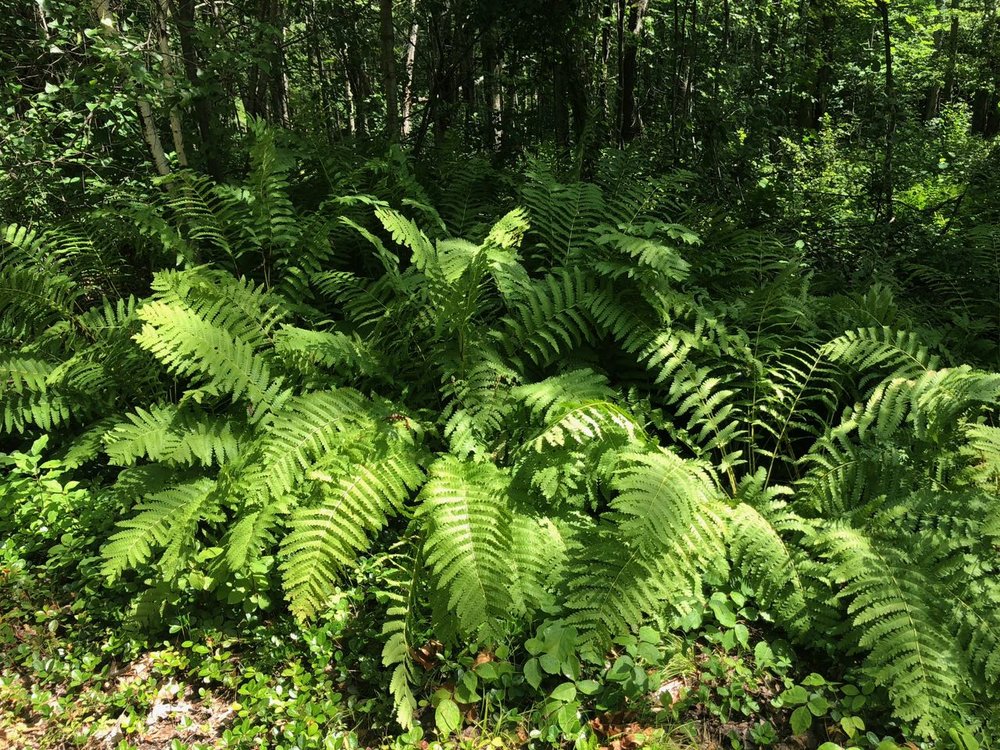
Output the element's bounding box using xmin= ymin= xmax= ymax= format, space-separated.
xmin=2 ymin=129 xmax=999 ymax=738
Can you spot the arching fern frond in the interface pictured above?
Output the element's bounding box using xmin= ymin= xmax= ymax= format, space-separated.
xmin=104 ymin=404 xmax=246 ymax=467
xmin=102 ymin=477 xmax=219 ymax=580
xmin=820 ymin=524 xmax=963 ymax=739
xmin=417 ymin=456 xmax=516 ymax=638
xmin=567 ymin=448 xmax=728 ymax=646
xmin=281 ymin=445 xmax=424 ymax=619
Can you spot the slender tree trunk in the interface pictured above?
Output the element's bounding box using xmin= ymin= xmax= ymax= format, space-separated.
xmin=599 ymin=2 xmax=612 ymax=124
xmin=308 ymin=0 xmax=334 ymax=142
xmin=619 ymin=0 xmax=649 ymax=144
xmin=877 ymin=0 xmax=896 ymax=242
xmin=973 ymin=0 xmax=998 ymax=133
xmin=379 ymin=0 xmax=399 ymax=140
xmin=401 ymin=0 xmax=419 ymax=137
xmin=924 ymin=0 xmax=947 ymax=118
xmin=172 ymin=0 xmax=223 ymax=179
xmin=482 ymin=27 xmax=502 ymax=148
xmin=943 ymin=0 xmax=960 ymax=102
xmin=344 ymin=60 xmax=357 ymax=135
xmin=617 ymin=0 xmax=626 ymax=137
xmin=670 ymin=0 xmax=681 ymax=157
xmin=815 ymin=9 xmax=834 ymax=125
xmin=268 ymin=0 xmax=288 ymax=126
xmin=553 ymin=55 xmax=570 ymax=149
xmin=138 ymin=99 xmax=173 ymax=176
xmin=155 ymin=0 xmax=187 ymax=166
xmin=92 ymin=0 xmax=171 ymax=176
xmin=341 ymin=43 xmax=369 ymax=135
xmin=685 ymin=0 xmax=697 ymax=124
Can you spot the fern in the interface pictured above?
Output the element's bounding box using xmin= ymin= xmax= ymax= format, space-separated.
xmin=820 ymin=525 xmax=962 ymax=739
xmin=104 ymin=405 xmax=245 ymax=467
xmin=499 ymin=269 xmax=597 ymax=367
xmin=281 ymin=444 xmax=424 ymax=619
xmin=102 ymin=477 xmax=219 ymax=579
xmin=417 ymin=456 xmax=516 ymax=638
xmin=567 ymin=448 xmax=728 ymax=646
xmin=8 ymin=148 xmax=1000 ymax=740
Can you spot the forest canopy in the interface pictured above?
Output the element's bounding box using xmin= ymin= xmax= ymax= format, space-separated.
xmin=1 ymin=1 xmax=999 ymax=749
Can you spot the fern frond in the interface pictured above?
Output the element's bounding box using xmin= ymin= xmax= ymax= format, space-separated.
xmin=0 ymin=355 xmax=73 ymax=432
xmin=512 ymin=368 xmax=617 ymax=424
xmin=273 ymin=325 xmax=379 ymax=377
xmin=255 ymin=388 xmax=374 ymax=498
xmin=522 ymin=168 xmax=605 ymax=261
xmin=728 ymin=474 xmax=817 ymax=635
xmin=823 ymin=326 xmax=940 ymax=387
xmin=104 ymin=404 xmax=245 ymax=467
xmin=499 ymin=269 xmax=597 ymax=367
xmin=102 ymin=477 xmax=219 ymax=579
xmin=821 ymin=525 xmax=962 ymax=738
xmin=567 ymin=448 xmax=727 ymax=646
xmin=417 ymin=456 xmax=515 ymax=638
xmin=281 ymin=445 xmax=424 ymax=619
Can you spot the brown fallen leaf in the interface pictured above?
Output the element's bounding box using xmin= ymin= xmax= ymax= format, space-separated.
xmin=474 ymin=650 xmax=495 ymax=667
xmin=411 ymin=639 xmax=443 ymax=670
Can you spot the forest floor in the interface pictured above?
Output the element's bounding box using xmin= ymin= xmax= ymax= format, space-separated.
xmin=0 ymin=641 xmax=819 ymax=750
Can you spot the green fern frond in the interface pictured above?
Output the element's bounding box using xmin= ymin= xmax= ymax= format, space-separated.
xmin=255 ymin=388 xmax=374 ymax=498
xmin=728 ymin=474 xmax=817 ymax=635
xmin=281 ymin=446 xmax=424 ymax=619
xmin=823 ymin=326 xmax=940 ymax=386
xmin=592 ymin=226 xmax=691 ymax=283
xmin=512 ymin=368 xmax=617 ymax=424
xmin=102 ymin=477 xmax=219 ymax=579
xmin=499 ymin=269 xmax=597 ymax=367
xmin=273 ymin=325 xmax=379 ymax=377
xmin=376 ymin=207 xmax=437 ymax=273
xmin=0 ymin=355 xmax=73 ymax=432
xmin=149 ymin=268 xmax=287 ymax=348
xmin=509 ymin=515 xmax=570 ymax=613
xmin=135 ymin=300 xmax=278 ymax=407
xmin=441 ymin=349 xmax=520 ymax=458
xmin=417 ymin=456 xmax=516 ymax=638
xmin=381 ymin=541 xmax=423 ymax=729
xmin=567 ymin=449 xmax=727 ymax=646
xmin=522 ymin=168 xmax=605 ymax=261
xmin=104 ymin=404 xmax=245 ymax=467
xmin=963 ymin=424 xmax=1000 ymax=492
xmin=821 ymin=524 xmax=963 ymax=738
xmin=524 ymin=401 xmax=644 ymax=454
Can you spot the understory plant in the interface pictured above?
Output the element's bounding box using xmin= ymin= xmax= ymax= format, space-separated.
xmin=2 ymin=134 xmax=999 ymax=744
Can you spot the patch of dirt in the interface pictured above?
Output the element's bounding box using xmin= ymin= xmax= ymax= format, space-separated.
xmin=87 ymin=681 xmax=235 ymax=750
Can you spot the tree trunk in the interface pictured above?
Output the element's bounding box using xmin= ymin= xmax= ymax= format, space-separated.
xmin=943 ymin=0 xmax=961 ymax=102
xmin=553 ymin=55 xmax=570 ymax=149
xmin=598 ymin=2 xmax=612 ymax=124
xmin=138 ymin=99 xmax=173 ymax=176
xmin=877 ymin=0 xmax=896 ymax=240
xmin=308 ymin=0 xmax=334 ymax=142
xmin=268 ymin=1 xmax=288 ymax=126
xmin=482 ymin=27 xmax=502 ymax=149
xmin=155 ymin=0 xmax=187 ymax=166
xmin=401 ymin=0 xmax=419 ymax=138
xmin=92 ymin=0 xmax=171 ymax=176
xmin=172 ymin=0 xmax=223 ymax=179
xmin=972 ymin=0 xmax=998 ymax=133
xmin=619 ymin=0 xmax=649 ymax=144
xmin=379 ymin=0 xmax=399 ymax=140
xmin=341 ymin=43 xmax=369 ymax=136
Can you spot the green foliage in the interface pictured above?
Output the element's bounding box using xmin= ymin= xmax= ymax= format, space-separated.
xmin=3 ymin=142 xmax=1000 ymax=745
